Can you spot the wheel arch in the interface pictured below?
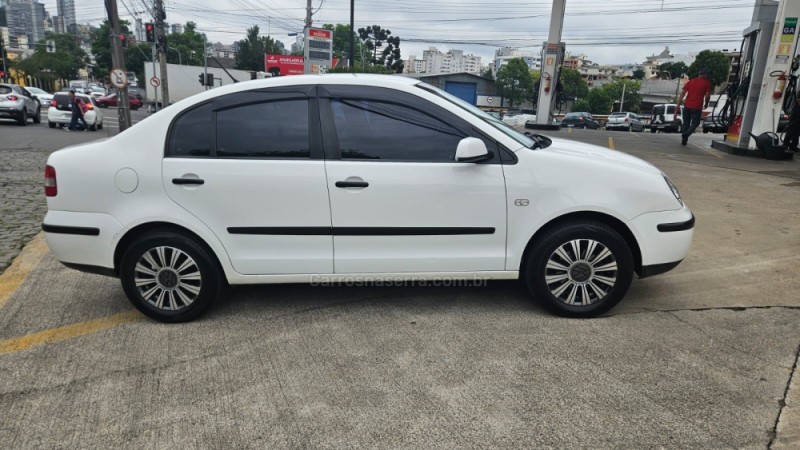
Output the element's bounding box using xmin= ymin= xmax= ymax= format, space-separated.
xmin=519 ymin=211 xmax=643 ymax=276
xmin=113 ymin=221 xmax=227 ymax=283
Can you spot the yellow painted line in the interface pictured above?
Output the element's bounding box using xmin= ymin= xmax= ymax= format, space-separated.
xmin=0 ymin=233 xmax=48 ymax=311
xmin=608 ymin=136 xmax=616 ymax=150
xmin=0 ymin=310 xmax=143 ymax=354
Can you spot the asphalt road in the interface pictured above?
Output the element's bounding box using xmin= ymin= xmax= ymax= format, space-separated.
xmin=0 ymin=123 xmax=798 ymax=448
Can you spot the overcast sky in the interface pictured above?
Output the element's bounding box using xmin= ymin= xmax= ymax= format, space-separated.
xmin=55 ymin=0 xmax=756 ymax=65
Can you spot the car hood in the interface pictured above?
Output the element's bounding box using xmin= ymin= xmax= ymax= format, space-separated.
xmin=539 ymin=137 xmax=661 ymax=174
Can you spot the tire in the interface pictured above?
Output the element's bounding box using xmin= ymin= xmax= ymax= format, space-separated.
xmin=120 ymin=231 xmax=221 ymax=323
xmin=523 ymin=221 xmax=634 ymax=318
xmin=48 ymin=121 xmax=55 ymax=129
xmin=650 ymin=128 xmax=656 ymax=133
xmin=98 ymin=122 xmax=103 ymax=130
xmin=33 ymin=107 xmax=41 ymax=124
xmin=17 ymin=109 xmax=27 ymax=126
xmin=89 ymin=123 xmax=96 ymax=131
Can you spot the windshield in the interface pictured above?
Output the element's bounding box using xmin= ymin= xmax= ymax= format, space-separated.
xmin=416 ymin=82 xmax=536 ymax=149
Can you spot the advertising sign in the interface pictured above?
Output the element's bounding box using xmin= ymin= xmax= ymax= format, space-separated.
xmin=304 ymin=27 xmax=334 ymax=74
xmin=265 ymin=54 xmax=340 ymax=77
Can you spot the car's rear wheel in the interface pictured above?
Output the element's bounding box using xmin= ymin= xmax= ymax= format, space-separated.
xmin=650 ymin=128 xmax=656 ymax=133
xmin=120 ymin=231 xmax=221 ymax=323
xmin=523 ymin=221 xmax=634 ymax=318
xmin=48 ymin=121 xmax=55 ymax=129
xmin=17 ymin=109 xmax=27 ymax=126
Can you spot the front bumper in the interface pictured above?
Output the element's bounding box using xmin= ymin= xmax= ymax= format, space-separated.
xmin=627 ymin=206 xmax=694 ymax=277
xmin=42 ymin=210 xmax=125 ymax=271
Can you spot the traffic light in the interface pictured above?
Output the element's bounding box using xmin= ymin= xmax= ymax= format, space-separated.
xmin=145 ymin=23 xmax=155 ymax=43
xmin=198 ymin=73 xmax=205 ymax=86
xmin=120 ymin=34 xmax=127 ymax=48
xmin=205 ymin=73 xmax=214 ymax=86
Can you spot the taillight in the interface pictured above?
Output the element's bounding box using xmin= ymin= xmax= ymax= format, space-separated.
xmin=579 ymin=116 xmax=585 ymax=121
xmin=7 ymin=95 xmax=18 ymax=101
xmin=624 ymin=118 xmax=629 ymax=122
xmin=51 ymin=100 xmax=57 ymax=107
xmin=86 ymin=103 xmax=94 ymax=110
xmin=44 ymin=165 xmax=57 ymax=197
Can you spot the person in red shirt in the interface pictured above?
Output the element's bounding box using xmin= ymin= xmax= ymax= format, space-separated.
xmin=676 ymin=68 xmax=712 ymax=145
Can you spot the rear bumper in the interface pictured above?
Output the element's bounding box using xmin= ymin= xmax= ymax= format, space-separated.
xmin=42 ymin=210 xmax=124 ymax=271
xmin=0 ymin=106 xmax=23 ymax=118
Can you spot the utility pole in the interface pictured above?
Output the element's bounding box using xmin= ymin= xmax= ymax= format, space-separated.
xmin=305 ymin=0 xmax=313 ymax=28
xmin=619 ymin=82 xmax=626 ymax=112
xmin=155 ymin=0 xmax=169 ymax=106
xmin=349 ymin=0 xmax=354 ymax=68
xmin=203 ymin=34 xmax=208 ymax=91
xmin=104 ymin=0 xmax=131 ymax=131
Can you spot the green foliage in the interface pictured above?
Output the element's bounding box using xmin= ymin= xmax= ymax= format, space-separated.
xmin=480 ymin=66 xmax=494 ymax=80
xmin=688 ymin=50 xmax=730 ymax=86
xmin=583 ymin=89 xmax=613 ymax=114
xmin=124 ymin=43 xmax=152 ymax=86
xmin=633 ymin=69 xmax=645 ymax=80
xmin=357 ymin=25 xmax=403 ymax=73
xmin=560 ymin=68 xmax=589 ymax=100
xmin=164 ymin=22 xmax=207 ymax=67
xmin=234 ymin=25 xmax=282 ymax=72
xmin=658 ymin=61 xmax=688 ymax=80
xmin=600 ymin=79 xmax=643 ymax=112
xmin=495 ymin=58 xmax=534 ymax=107
xmin=15 ymin=32 xmax=89 ymax=81
xmin=90 ymin=20 xmax=130 ymax=80
xmin=322 ymin=23 xmax=366 ymax=65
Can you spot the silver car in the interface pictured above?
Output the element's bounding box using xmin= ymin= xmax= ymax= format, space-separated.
xmin=0 ymin=84 xmax=41 ymax=126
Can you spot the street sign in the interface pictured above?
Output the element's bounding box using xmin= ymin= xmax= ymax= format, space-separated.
xmin=150 ymin=76 xmax=160 ymax=88
xmin=110 ymin=68 xmax=128 ymax=89
xmin=487 ymin=97 xmax=494 ymax=104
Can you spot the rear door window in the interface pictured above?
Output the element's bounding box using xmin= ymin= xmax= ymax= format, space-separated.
xmin=167 ymin=103 xmax=212 ymax=157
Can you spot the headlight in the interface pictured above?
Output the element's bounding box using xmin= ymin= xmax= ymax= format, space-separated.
xmin=663 ymin=174 xmax=683 ymax=206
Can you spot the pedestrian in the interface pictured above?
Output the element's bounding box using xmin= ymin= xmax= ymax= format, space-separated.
xmin=782 ymin=88 xmax=800 ymax=152
xmin=65 ymin=90 xmax=89 ymax=132
xmin=676 ymin=68 xmax=712 ymax=146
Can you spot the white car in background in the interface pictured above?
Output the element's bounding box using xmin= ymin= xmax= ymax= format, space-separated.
xmin=25 ymin=86 xmax=54 ymax=107
xmin=42 ymin=74 xmax=694 ymax=323
xmin=502 ymin=109 xmax=537 ymax=128
xmin=46 ymin=92 xmax=104 ymax=130
xmin=89 ymin=86 xmax=107 ymax=98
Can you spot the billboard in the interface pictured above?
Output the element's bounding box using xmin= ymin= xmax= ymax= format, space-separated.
xmin=265 ymin=54 xmax=340 ymax=77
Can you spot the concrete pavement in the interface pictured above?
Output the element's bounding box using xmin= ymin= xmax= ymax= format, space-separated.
xmin=0 ymin=126 xmax=798 ymax=447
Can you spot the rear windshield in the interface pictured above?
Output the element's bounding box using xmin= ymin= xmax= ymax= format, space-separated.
xmin=565 ymin=112 xmax=582 ymax=118
xmin=53 ymin=94 xmax=71 ymax=105
xmin=0 ymin=86 xmax=11 ymax=95
xmin=609 ymin=113 xmax=625 ymax=117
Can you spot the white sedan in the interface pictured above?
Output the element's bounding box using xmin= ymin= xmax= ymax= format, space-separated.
xmin=46 ymin=92 xmax=104 ymax=130
xmin=42 ymin=74 xmax=694 ymax=322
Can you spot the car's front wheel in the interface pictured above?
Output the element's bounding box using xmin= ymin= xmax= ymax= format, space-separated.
xmin=120 ymin=231 xmax=221 ymax=323
xmin=33 ymin=107 xmax=41 ymax=124
xmin=523 ymin=221 xmax=634 ymax=317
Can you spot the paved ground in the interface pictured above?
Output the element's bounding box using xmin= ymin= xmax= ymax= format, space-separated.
xmin=0 ymin=109 xmax=148 ymax=272
xmin=0 ymin=124 xmax=798 ymax=447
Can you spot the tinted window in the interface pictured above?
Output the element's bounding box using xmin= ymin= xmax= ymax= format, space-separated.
xmin=0 ymin=86 xmax=11 ymax=95
xmin=216 ymin=99 xmax=309 ymax=158
xmin=331 ymin=98 xmax=465 ymax=161
xmin=168 ymin=103 xmax=212 ymax=157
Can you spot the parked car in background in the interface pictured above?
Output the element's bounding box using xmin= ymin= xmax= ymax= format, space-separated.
xmin=606 ymin=112 xmax=645 ymax=132
xmin=42 ymin=74 xmax=694 ymax=323
xmin=89 ymin=86 xmax=107 ymax=98
xmin=0 ymin=83 xmax=41 ymax=125
xmin=47 ymin=92 xmax=104 ymax=130
xmin=650 ymin=104 xmax=682 ymax=133
xmin=25 ymin=87 xmax=53 ymax=106
xmin=702 ymin=115 xmax=727 ymax=134
xmin=502 ymin=109 xmax=537 ymax=127
xmin=95 ymin=92 xmax=143 ymax=110
xmin=561 ymin=112 xmax=600 ymax=129
xmin=127 ymin=87 xmax=145 ymax=102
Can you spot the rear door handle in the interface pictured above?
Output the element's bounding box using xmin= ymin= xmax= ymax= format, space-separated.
xmin=335 ymin=180 xmax=369 ymax=188
xmin=172 ymin=178 xmax=205 ymax=185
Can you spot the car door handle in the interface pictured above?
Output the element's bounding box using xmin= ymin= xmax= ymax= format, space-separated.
xmin=172 ymin=178 xmax=205 ymax=185
xmin=335 ymin=180 xmax=369 ymax=188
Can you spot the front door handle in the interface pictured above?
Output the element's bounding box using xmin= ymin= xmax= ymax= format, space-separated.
xmin=335 ymin=180 xmax=369 ymax=188
xmin=172 ymin=178 xmax=205 ymax=186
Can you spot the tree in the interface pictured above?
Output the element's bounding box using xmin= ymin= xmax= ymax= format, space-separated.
xmin=356 ymin=25 xmax=403 ymax=73
xmin=15 ymin=32 xmax=89 ymax=81
xmin=688 ymin=50 xmax=730 ymax=87
xmin=559 ymin=68 xmax=589 ymax=100
xmin=480 ymin=66 xmax=494 ymax=80
xmin=495 ymin=58 xmax=534 ymax=108
xmin=322 ymin=23 xmax=366 ymax=66
xmin=357 ymin=25 xmax=390 ymax=65
xmin=583 ymin=89 xmax=613 ymax=114
xmin=658 ymin=61 xmax=688 ymax=80
xmin=600 ymin=79 xmax=643 ymax=112
xmin=164 ymin=22 xmax=207 ymax=67
xmin=90 ymin=20 xmax=130 ymax=80
xmin=632 ymin=69 xmax=645 ymax=80
xmin=380 ymin=35 xmax=403 ymax=73
xmin=124 ymin=43 xmax=153 ymax=87
xmin=234 ymin=25 xmax=281 ymax=72
xmin=571 ymin=99 xmax=591 ymax=113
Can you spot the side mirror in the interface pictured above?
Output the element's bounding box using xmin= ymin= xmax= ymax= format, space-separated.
xmin=455 ymin=137 xmax=491 ymax=163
